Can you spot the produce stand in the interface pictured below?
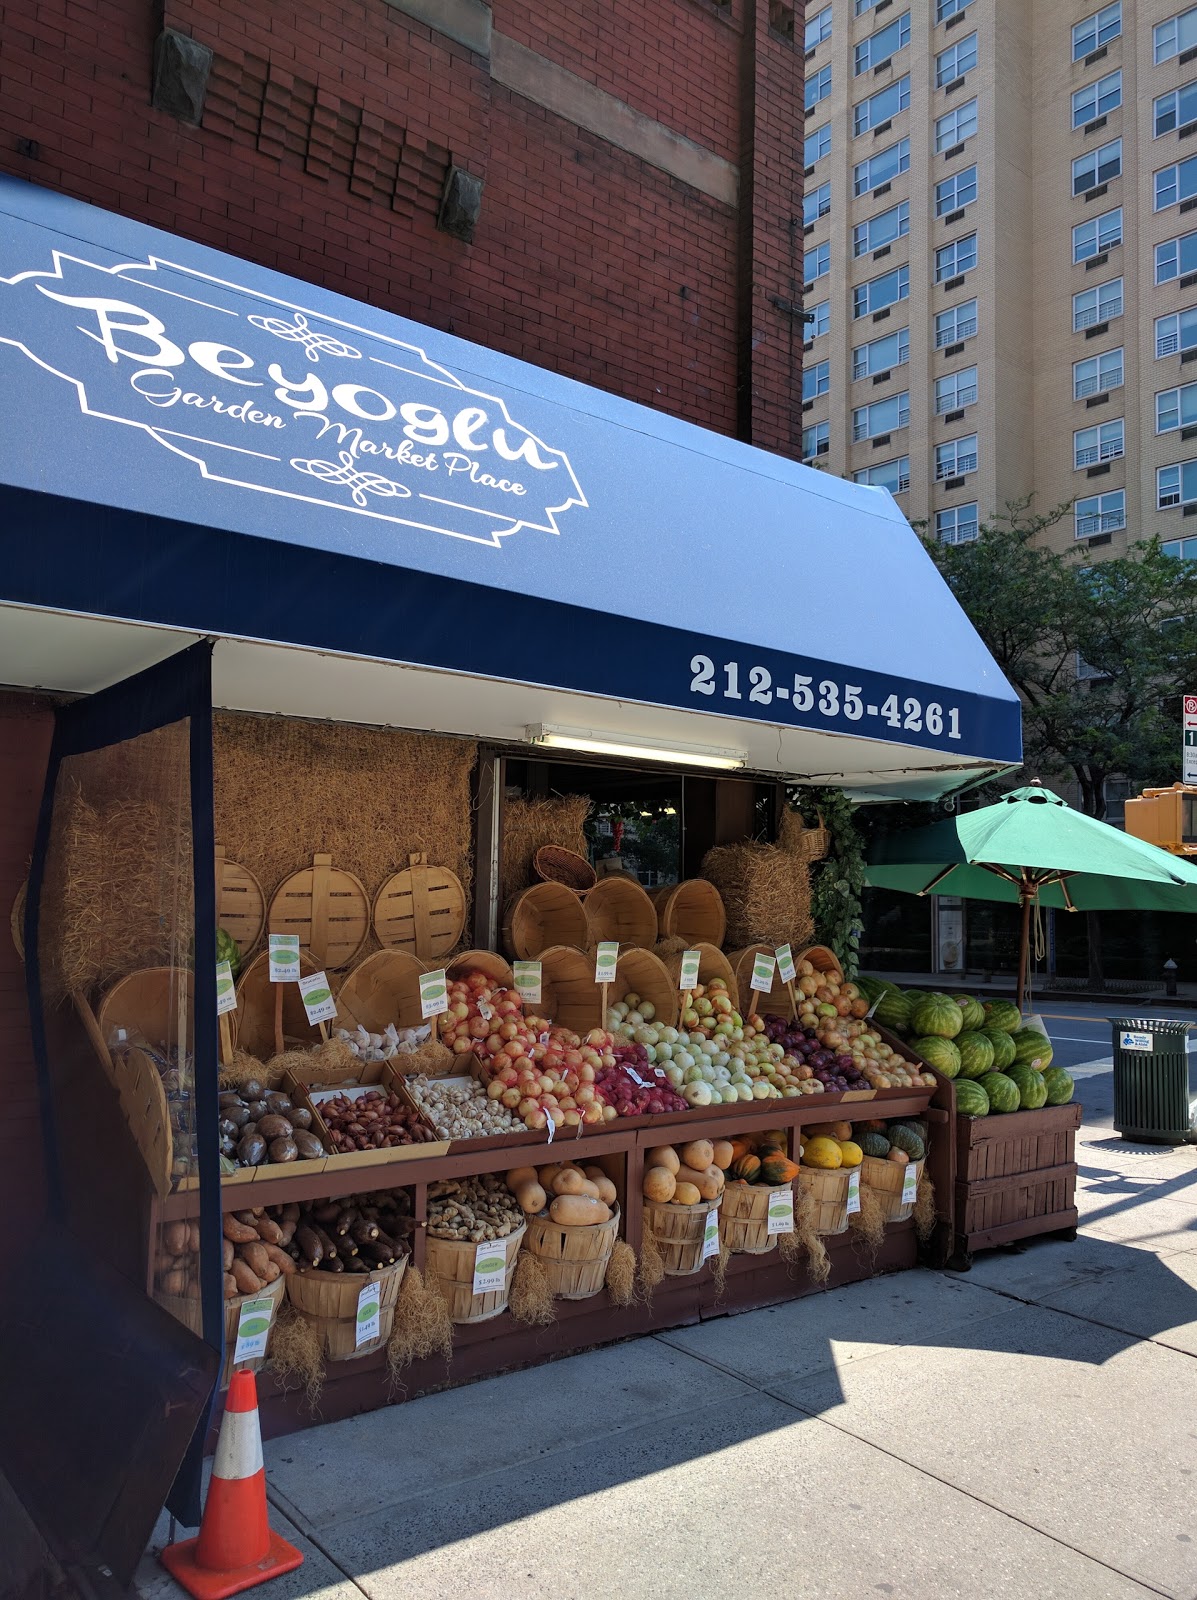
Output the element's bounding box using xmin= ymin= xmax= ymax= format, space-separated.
xmin=949 ymin=1098 xmax=1081 ymax=1269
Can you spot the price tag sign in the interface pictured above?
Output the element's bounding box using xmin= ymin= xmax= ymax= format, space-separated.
xmin=701 ymin=1207 xmax=721 ymax=1262
xmin=232 ymin=1295 xmax=276 ymax=1365
xmin=473 ymin=1240 xmax=509 ymax=1294
xmin=513 ymin=961 xmax=542 ymax=1005
xmin=297 ymin=970 xmax=337 ymax=1025
xmin=626 ymin=1067 xmax=648 ymax=1087
xmin=775 ymin=944 xmax=796 ymax=984
xmin=355 ymin=1278 xmax=381 ymax=1348
xmin=750 ymin=952 xmax=776 ymax=993
xmin=678 ymin=949 xmax=701 ymax=991
xmin=478 ymin=998 xmax=494 ymax=1023
xmin=544 ymin=1114 xmax=555 ymax=1145
xmin=846 ymin=1168 xmax=861 ymax=1216
xmin=418 ymin=969 xmax=449 ymax=1019
xmin=767 ymin=1186 xmax=794 ymax=1235
xmin=901 ymin=1164 xmax=919 ymax=1206
xmin=268 ymin=933 xmax=300 ymax=982
xmin=594 ymin=941 xmax=619 ymax=985
xmin=216 ymin=959 xmax=238 ymax=1016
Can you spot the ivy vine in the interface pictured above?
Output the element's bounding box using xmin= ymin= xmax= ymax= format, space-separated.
xmin=786 ymin=786 xmax=865 ymax=978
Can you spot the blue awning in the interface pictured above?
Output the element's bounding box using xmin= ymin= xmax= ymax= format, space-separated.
xmin=0 ymin=177 xmax=1021 ymax=795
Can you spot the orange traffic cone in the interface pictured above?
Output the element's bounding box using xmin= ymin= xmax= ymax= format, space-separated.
xmin=160 ymin=1370 xmax=303 ymax=1599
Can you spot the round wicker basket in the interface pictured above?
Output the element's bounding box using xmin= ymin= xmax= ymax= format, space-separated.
xmin=718 ymin=1182 xmax=778 ymax=1255
xmin=642 ymin=1195 xmax=722 ymax=1275
xmin=426 ymin=1223 xmax=525 ymax=1323
xmin=798 ymin=1166 xmax=851 ymax=1236
xmin=523 ymin=1206 xmax=620 ymax=1299
xmin=286 ymin=1257 xmax=407 ymax=1361
xmin=533 ymin=845 xmax=597 ymax=895
xmin=661 ymin=943 xmax=739 ymax=1009
xmin=610 ymin=947 xmax=678 ymax=1028
xmin=860 ymin=1154 xmax=924 ymax=1223
xmin=726 ymin=944 xmax=794 ymax=1017
xmin=502 ymin=882 xmax=588 ymax=958
xmin=651 ymin=879 xmax=726 ymax=947
xmin=446 ymin=949 xmax=515 ymax=990
xmin=538 ymin=944 xmax=601 ymax=1033
xmin=583 ymin=875 xmax=657 ymax=949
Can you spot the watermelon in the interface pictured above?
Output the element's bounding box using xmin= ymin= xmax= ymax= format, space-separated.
xmin=981 ymin=1028 xmax=1017 ymax=1071
xmin=956 ymin=1031 xmax=995 ymax=1080
xmin=979 ymin=1071 xmax=1020 ymax=1113
xmin=874 ymin=989 xmax=913 ymax=1033
xmin=954 ymin=994 xmax=986 ymax=1030
xmin=910 ymin=1035 xmax=961 ymax=1078
xmin=911 ymin=993 xmax=964 ymax=1039
xmin=216 ymin=927 xmax=241 ymax=977
xmin=1007 ymin=1064 xmax=1049 ymax=1109
xmin=982 ymin=998 xmax=1021 ymax=1033
xmin=1011 ymin=1028 xmax=1053 ymax=1071
xmin=954 ymin=1078 xmax=990 ymax=1116
xmin=1042 ymin=1066 xmax=1075 ymax=1105
xmin=857 ymin=976 xmax=896 ymax=1004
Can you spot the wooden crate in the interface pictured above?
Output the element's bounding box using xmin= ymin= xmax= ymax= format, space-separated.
xmin=953 ymin=1102 xmax=1081 ymax=1258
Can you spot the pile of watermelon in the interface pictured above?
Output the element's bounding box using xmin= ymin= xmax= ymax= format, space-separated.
xmin=854 ymin=976 xmax=1075 ymax=1118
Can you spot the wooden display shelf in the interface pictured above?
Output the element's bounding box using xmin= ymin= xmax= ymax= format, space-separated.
xmin=950 ymin=1100 xmax=1082 ymax=1268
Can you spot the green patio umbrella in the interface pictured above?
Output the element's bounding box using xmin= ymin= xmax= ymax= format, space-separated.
xmin=866 ymin=783 xmax=1197 ymax=1008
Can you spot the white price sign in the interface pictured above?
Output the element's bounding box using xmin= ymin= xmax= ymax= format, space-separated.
xmin=594 ymin=941 xmax=619 ymax=984
xmin=767 ymin=1186 xmax=794 ymax=1235
xmin=267 ymin=933 xmax=300 ymax=982
xmin=512 ymin=961 xmax=542 ymax=1004
xmin=1185 ymin=694 xmax=1197 ymax=784
xmin=355 ymin=1278 xmax=381 ymax=1348
xmin=701 ymin=1207 xmax=721 ymax=1261
xmin=750 ymin=952 xmax=776 ymax=993
xmin=678 ymin=949 xmax=701 ymax=991
xmin=232 ymin=1295 xmax=276 ymax=1365
xmin=846 ymin=1168 xmax=861 ymax=1216
xmin=216 ymin=959 xmax=238 ymax=1016
xmin=472 ymin=1240 xmax=509 ymax=1294
xmin=418 ymin=969 xmax=449 ymax=1018
xmin=297 ymin=970 xmax=337 ymax=1025
xmin=775 ymin=944 xmax=796 ymax=984
xmin=901 ymin=1164 xmax=919 ymax=1206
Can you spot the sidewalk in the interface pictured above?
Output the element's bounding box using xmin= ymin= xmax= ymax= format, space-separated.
xmin=137 ymin=1115 xmax=1197 ymax=1600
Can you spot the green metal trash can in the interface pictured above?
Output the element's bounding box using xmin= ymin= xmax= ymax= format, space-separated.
xmin=1110 ymin=1018 xmax=1193 ymax=1144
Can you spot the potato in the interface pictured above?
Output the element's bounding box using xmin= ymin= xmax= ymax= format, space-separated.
xmin=646 ymin=1145 xmax=680 ymax=1175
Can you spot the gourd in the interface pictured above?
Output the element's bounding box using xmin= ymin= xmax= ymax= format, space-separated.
xmin=805 ymin=1121 xmax=852 ymax=1142
xmin=679 ymin=1140 xmax=714 ymax=1171
xmin=711 ymin=1140 xmax=735 ymax=1170
xmin=550 ymin=1194 xmax=612 ymax=1226
xmin=803 ymin=1136 xmax=843 ymax=1170
xmin=538 ymin=1164 xmax=568 ymax=1189
xmin=729 ymin=1154 xmax=761 ymax=1182
xmin=836 ymin=1141 xmax=863 ymax=1169
xmin=514 ymin=1180 xmax=547 ymax=1214
xmin=554 ymin=1168 xmax=595 ymax=1196
xmin=759 ymin=1153 xmax=799 ymax=1185
xmin=643 ymin=1166 xmax=677 ymax=1202
xmin=858 ymin=1131 xmax=891 ymax=1159
xmin=646 ymin=1145 xmax=680 ymax=1174
xmin=672 ymin=1182 xmax=702 ymax=1205
xmin=757 ymin=1129 xmax=786 ymax=1153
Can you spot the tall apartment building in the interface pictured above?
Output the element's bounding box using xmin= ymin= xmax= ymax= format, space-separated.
xmin=800 ymin=0 xmax=1197 ymax=559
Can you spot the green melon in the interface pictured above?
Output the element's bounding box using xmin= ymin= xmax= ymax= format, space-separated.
xmin=874 ymin=989 xmax=913 ymax=1033
xmin=911 ymin=993 xmax=964 ymax=1039
xmin=1042 ymin=1066 xmax=1075 ymax=1105
xmin=910 ymin=1035 xmax=962 ymax=1078
xmin=954 ymin=1078 xmax=990 ymax=1116
xmin=858 ymin=1131 xmax=891 ymax=1158
xmin=956 ymin=1031 xmax=996 ymax=1080
xmin=982 ymin=998 xmax=1022 ymax=1033
xmin=981 ymin=1028 xmax=1017 ymax=1071
xmin=954 ymin=994 xmax=986 ymax=1030
xmin=216 ymin=927 xmax=241 ymax=976
xmin=979 ymin=1071 xmax=1020 ymax=1113
xmin=1011 ymin=1028 xmax=1053 ymax=1070
xmin=1007 ymin=1064 xmax=1048 ymax=1110
xmin=888 ymin=1124 xmax=925 ymax=1160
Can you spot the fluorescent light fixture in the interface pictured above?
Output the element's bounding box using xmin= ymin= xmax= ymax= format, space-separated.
xmin=527 ymin=724 xmax=746 ymax=770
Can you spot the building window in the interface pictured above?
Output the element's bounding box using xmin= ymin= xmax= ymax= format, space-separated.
xmin=805 ymin=3 xmax=832 ymax=50
xmin=1073 ymin=277 xmax=1123 ymax=330
xmin=804 ymin=241 xmax=831 ymax=286
xmin=803 ymin=359 xmax=831 ymax=402
xmin=1075 ymin=489 xmax=1125 ymax=537
xmin=1073 ymin=348 xmax=1124 ymax=399
xmin=852 ymin=327 xmax=910 ymax=379
xmin=1155 ymin=156 xmax=1197 ymax=212
xmin=1074 ymin=418 xmax=1124 ymax=467
xmin=853 ymin=264 xmax=910 ymax=318
xmin=855 ymin=0 xmax=883 ymax=13
xmin=1155 ymin=6 xmax=1197 ymax=65
xmin=935 ymin=232 xmax=978 ymax=282
xmin=805 ymin=124 xmax=832 ymax=167
xmin=936 ymin=503 xmax=979 ymax=544
xmin=935 ymin=98 xmax=978 ymax=153
xmin=802 ymin=420 xmax=830 ymax=461
xmin=935 ymin=366 xmax=978 ymax=412
xmin=807 ymin=299 xmax=830 ymax=339
xmin=935 ymin=298 xmax=978 ymax=346
xmin=854 ymin=76 xmax=911 ymax=135
xmin=937 ymin=0 xmax=974 ymax=22
xmin=1164 ymin=535 xmax=1197 ymax=558
xmin=1156 ymin=229 xmax=1197 ymax=284
xmin=855 ymin=12 xmax=910 ymax=74
xmin=1157 ymin=380 xmax=1197 ymax=432
xmin=1074 ymin=3 xmax=1121 ymax=61
xmin=1156 ymin=306 xmax=1197 ymax=356
xmin=1073 ymin=139 xmax=1122 ymax=196
xmin=1155 ymin=82 xmax=1197 ymax=138
xmin=935 ymin=165 xmax=977 ymax=216
xmin=854 ymin=457 xmax=910 ymax=493
xmin=853 ymin=392 xmax=910 ymax=442
xmin=803 ymin=181 xmax=832 ymax=225
xmin=805 ymin=65 xmax=832 ymax=112
xmin=1159 ymin=459 xmax=1197 ymax=507
xmin=936 ymin=435 xmax=978 ymax=479
xmin=1073 ymin=206 xmax=1122 ymax=263
xmin=936 ymin=33 xmax=978 ymax=87
xmin=853 ymin=200 xmax=910 ymax=257
xmin=854 ymin=137 xmax=911 ymax=196
xmin=1073 ymin=70 xmax=1122 ymax=129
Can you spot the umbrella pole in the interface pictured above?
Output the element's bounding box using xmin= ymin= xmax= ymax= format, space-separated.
xmin=1016 ymin=888 xmax=1033 ymax=1015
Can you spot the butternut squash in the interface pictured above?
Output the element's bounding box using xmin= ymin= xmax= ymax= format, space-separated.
xmin=514 ymin=1180 xmax=548 ymax=1214
xmin=584 ymin=1168 xmax=618 ymax=1205
xmin=680 ymin=1140 xmax=714 ymax=1172
xmin=642 ymin=1166 xmax=677 ymax=1203
xmin=672 ymin=1182 xmax=702 ymax=1206
xmin=507 ymin=1166 xmax=538 ymax=1189
xmin=549 ymin=1193 xmax=612 ymax=1227
xmin=711 ymin=1139 xmax=735 ymax=1171
xmin=646 ymin=1145 xmax=679 ymax=1174
xmin=553 ymin=1168 xmax=599 ymax=1198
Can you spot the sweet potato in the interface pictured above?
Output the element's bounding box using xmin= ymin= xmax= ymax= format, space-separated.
xmin=160 ymin=1268 xmax=187 ymax=1295
xmin=223 ymin=1214 xmax=258 ymax=1244
xmin=223 ymin=1272 xmax=240 ymax=1299
xmin=263 ymin=1243 xmax=296 ymax=1276
xmin=162 ymin=1221 xmax=189 ymax=1255
xmin=222 ymin=1238 xmax=235 ymax=1271
xmin=238 ymin=1241 xmax=271 ymax=1280
xmin=230 ymin=1258 xmax=264 ymax=1294
xmin=253 ymin=1214 xmax=284 ymax=1246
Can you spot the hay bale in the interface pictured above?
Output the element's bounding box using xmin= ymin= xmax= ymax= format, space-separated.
xmin=699 ymin=843 xmax=812 ymax=950
xmin=500 ymin=795 xmax=591 ymax=904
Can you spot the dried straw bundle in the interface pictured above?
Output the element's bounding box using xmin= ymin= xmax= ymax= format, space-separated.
xmin=653 ymin=936 xmax=688 ymax=957
xmin=605 ymin=1240 xmax=637 ymax=1306
xmin=914 ymin=1174 xmax=937 ymax=1244
xmin=509 ymin=1252 xmax=556 ymax=1326
xmin=636 ymin=1229 xmax=665 ymax=1306
xmin=783 ymin=1187 xmax=830 ymax=1283
xmin=849 ymin=1186 xmax=886 ymax=1272
xmin=500 ymin=795 xmax=591 ymax=904
xmin=699 ymin=842 xmax=813 ymax=950
xmin=386 ymin=1267 xmax=453 ymax=1385
xmin=710 ymin=1243 xmax=732 ymax=1300
xmin=268 ymin=1307 xmax=325 ymax=1412
xmin=218 ymin=1049 xmax=275 ymax=1092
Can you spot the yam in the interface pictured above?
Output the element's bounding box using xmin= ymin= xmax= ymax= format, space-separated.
xmin=223 ymin=1214 xmax=258 ymax=1244
xmin=223 ymin=1272 xmax=240 ymax=1300
xmin=186 ymin=1222 xmax=201 ymax=1254
xmin=680 ymin=1140 xmax=714 ymax=1172
xmin=642 ymin=1166 xmax=676 ymax=1203
xmin=254 ymin=1215 xmax=284 ymax=1246
xmin=507 ymin=1166 xmax=538 ymax=1189
xmin=549 ymin=1194 xmax=611 ymax=1227
xmin=239 ymin=1241 xmax=271 ymax=1280
xmin=230 ymin=1258 xmax=264 ymax=1294
xmin=264 ymin=1243 xmax=296 ymax=1276
xmin=672 ymin=1182 xmax=701 ymax=1206
xmin=160 ymin=1268 xmax=187 ymax=1295
xmin=711 ymin=1140 xmax=735 ymax=1171
xmin=514 ymin=1181 xmax=548 ymax=1215
xmin=162 ymin=1221 xmax=189 ymax=1255
xmin=222 ymin=1238 xmax=235 ymax=1272
xmin=646 ymin=1145 xmax=680 ymax=1174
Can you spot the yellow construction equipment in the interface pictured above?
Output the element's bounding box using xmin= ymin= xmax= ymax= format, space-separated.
xmin=1124 ymin=782 xmax=1197 ymax=856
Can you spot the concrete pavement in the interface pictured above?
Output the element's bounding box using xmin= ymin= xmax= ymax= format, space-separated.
xmin=137 ymin=1106 xmax=1197 ymax=1600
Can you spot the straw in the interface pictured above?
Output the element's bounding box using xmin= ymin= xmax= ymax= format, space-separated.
xmin=500 ymin=795 xmax=591 ymax=903
xmin=914 ymin=1174 xmax=937 ymax=1243
xmin=699 ymin=842 xmax=813 ymax=949
xmin=386 ymin=1266 xmax=453 ymax=1383
xmin=509 ymin=1252 xmax=556 ymax=1325
xmin=605 ymin=1240 xmax=637 ymax=1306
xmin=268 ymin=1307 xmax=325 ymax=1413
xmin=849 ymin=1186 xmax=886 ymax=1272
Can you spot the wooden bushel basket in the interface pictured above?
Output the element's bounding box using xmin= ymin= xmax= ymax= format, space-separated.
xmin=584 ymin=875 xmax=658 ymax=949
xmin=718 ymin=1183 xmax=777 ymax=1255
xmin=798 ymin=1166 xmax=851 ymax=1235
xmin=426 ymin=1224 xmax=526 ymax=1323
xmin=611 ymin=948 xmax=678 ymax=1029
xmin=642 ymin=1195 xmax=722 ymax=1276
xmin=651 ymin=879 xmax=726 ymax=948
xmin=335 ymin=948 xmax=428 ymax=1035
xmin=726 ymin=944 xmax=794 ymax=1017
xmin=538 ymin=945 xmax=601 ymax=1034
xmin=860 ymin=1155 xmax=924 ymax=1223
xmin=661 ymin=942 xmax=739 ymax=1010
xmin=533 ymin=845 xmax=597 ymax=895
xmin=503 ymin=882 xmax=588 ymax=958
xmin=286 ymin=1257 xmax=407 ymax=1361
xmin=523 ymin=1206 xmax=620 ymax=1299
xmin=154 ymin=1274 xmax=288 ymax=1388
xmin=446 ymin=950 xmax=514 ymax=990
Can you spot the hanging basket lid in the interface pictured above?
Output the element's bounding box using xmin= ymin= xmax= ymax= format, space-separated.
xmin=533 ymin=845 xmax=597 ymax=895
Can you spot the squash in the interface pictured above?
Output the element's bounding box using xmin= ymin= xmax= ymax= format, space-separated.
xmin=672 ymin=1181 xmax=702 ymax=1206
xmin=554 ymin=1168 xmax=595 ymax=1197
xmin=858 ymin=1120 xmax=887 ymax=1135
xmin=585 ymin=1168 xmax=618 ymax=1206
xmin=730 ymin=1154 xmax=761 ymax=1182
xmin=643 ymin=1166 xmax=677 ymax=1203
xmin=711 ymin=1139 xmax=735 ymax=1171
xmin=507 ymin=1166 xmax=538 ymax=1189
xmin=514 ymin=1180 xmax=547 ymax=1214
xmin=550 ymin=1194 xmax=612 ymax=1227
xmin=805 ymin=1121 xmax=852 ymax=1143
xmin=679 ymin=1140 xmax=714 ymax=1172
xmin=836 ymin=1140 xmax=863 ymax=1169
xmin=676 ymin=1164 xmax=720 ymax=1200
xmin=759 ymin=1153 xmax=799 ymax=1185
xmin=538 ymin=1164 xmax=568 ymax=1189
xmin=646 ymin=1145 xmax=680 ymax=1175
xmin=703 ymin=1164 xmax=726 ymax=1197
xmin=803 ymin=1136 xmax=843 ymax=1170
xmin=727 ymin=1138 xmax=753 ymax=1163
xmin=757 ymin=1128 xmax=787 ymax=1153
xmin=858 ymin=1132 xmax=891 ymax=1159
